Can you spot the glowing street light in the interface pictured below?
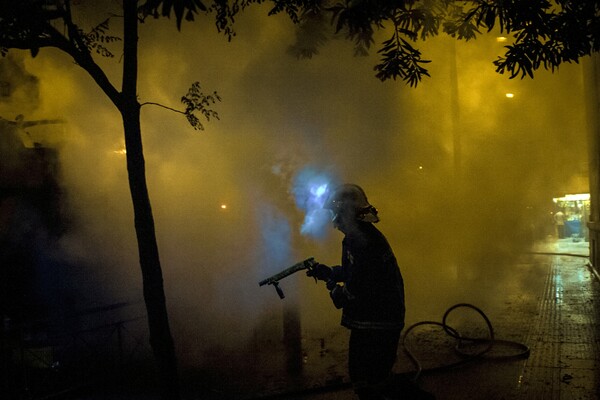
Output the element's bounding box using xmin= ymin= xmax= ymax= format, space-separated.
xmin=505 ymin=93 xmax=515 ymax=98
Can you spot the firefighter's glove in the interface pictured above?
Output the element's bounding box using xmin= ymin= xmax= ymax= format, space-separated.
xmin=306 ymin=263 xmax=332 ymax=281
xmin=330 ymin=284 xmax=350 ymax=309
xmin=326 ymin=279 xmax=337 ymax=291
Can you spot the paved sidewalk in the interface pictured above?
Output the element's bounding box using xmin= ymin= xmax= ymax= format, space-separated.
xmin=243 ymin=240 xmax=600 ymax=400
xmin=67 ymin=240 xmax=600 ymax=400
xmin=413 ymin=242 xmax=599 ymax=400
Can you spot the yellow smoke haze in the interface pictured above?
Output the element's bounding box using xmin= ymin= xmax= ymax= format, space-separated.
xmin=10 ymin=3 xmax=588 ymax=366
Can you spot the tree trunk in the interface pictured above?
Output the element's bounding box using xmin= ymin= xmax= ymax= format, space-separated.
xmin=121 ymin=1 xmax=180 ymax=399
xmin=121 ymin=102 xmax=180 ymax=400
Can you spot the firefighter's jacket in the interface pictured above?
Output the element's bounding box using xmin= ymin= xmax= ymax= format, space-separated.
xmin=330 ymin=222 xmax=405 ymax=330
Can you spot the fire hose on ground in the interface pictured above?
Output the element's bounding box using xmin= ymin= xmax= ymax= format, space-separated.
xmin=252 ymin=258 xmax=542 ymax=399
xmin=252 ymin=252 xmax=596 ymax=399
xmin=402 ymin=303 xmax=531 ymax=383
xmin=251 ymin=302 xmax=531 ymax=400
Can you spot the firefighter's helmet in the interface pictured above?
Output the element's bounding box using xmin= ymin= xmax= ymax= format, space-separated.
xmin=324 ymin=184 xmax=379 ymax=223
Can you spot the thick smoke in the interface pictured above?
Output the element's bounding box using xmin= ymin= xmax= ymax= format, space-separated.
xmin=291 ymin=167 xmax=339 ymax=238
xmin=16 ymin=2 xmax=589 ymax=376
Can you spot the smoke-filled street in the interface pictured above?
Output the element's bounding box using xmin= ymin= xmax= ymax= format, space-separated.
xmin=175 ymin=240 xmax=598 ymax=400
xmin=0 ymin=1 xmax=597 ymax=399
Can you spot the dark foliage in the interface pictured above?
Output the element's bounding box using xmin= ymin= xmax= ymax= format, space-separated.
xmin=80 ymin=18 xmax=122 ymax=58
xmin=273 ymin=0 xmax=599 ymax=85
xmin=466 ymin=0 xmax=600 ymax=78
xmin=181 ymin=82 xmax=222 ymax=130
xmin=5 ymin=1 xmax=597 ymax=86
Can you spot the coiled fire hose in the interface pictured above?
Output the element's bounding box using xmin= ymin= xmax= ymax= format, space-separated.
xmin=402 ymin=303 xmax=531 ymax=382
xmin=253 ymin=303 xmax=532 ymax=399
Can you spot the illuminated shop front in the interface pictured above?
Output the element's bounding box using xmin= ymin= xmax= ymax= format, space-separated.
xmin=552 ymin=193 xmax=590 ymax=241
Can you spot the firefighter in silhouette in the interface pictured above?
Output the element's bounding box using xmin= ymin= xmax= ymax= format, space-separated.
xmin=307 ymin=184 xmax=407 ymax=400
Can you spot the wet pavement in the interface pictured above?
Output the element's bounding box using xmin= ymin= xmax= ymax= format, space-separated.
xmin=225 ymin=239 xmax=600 ymax=400
xmin=410 ymin=239 xmax=600 ymax=400
xmin=44 ymin=239 xmax=599 ymax=400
